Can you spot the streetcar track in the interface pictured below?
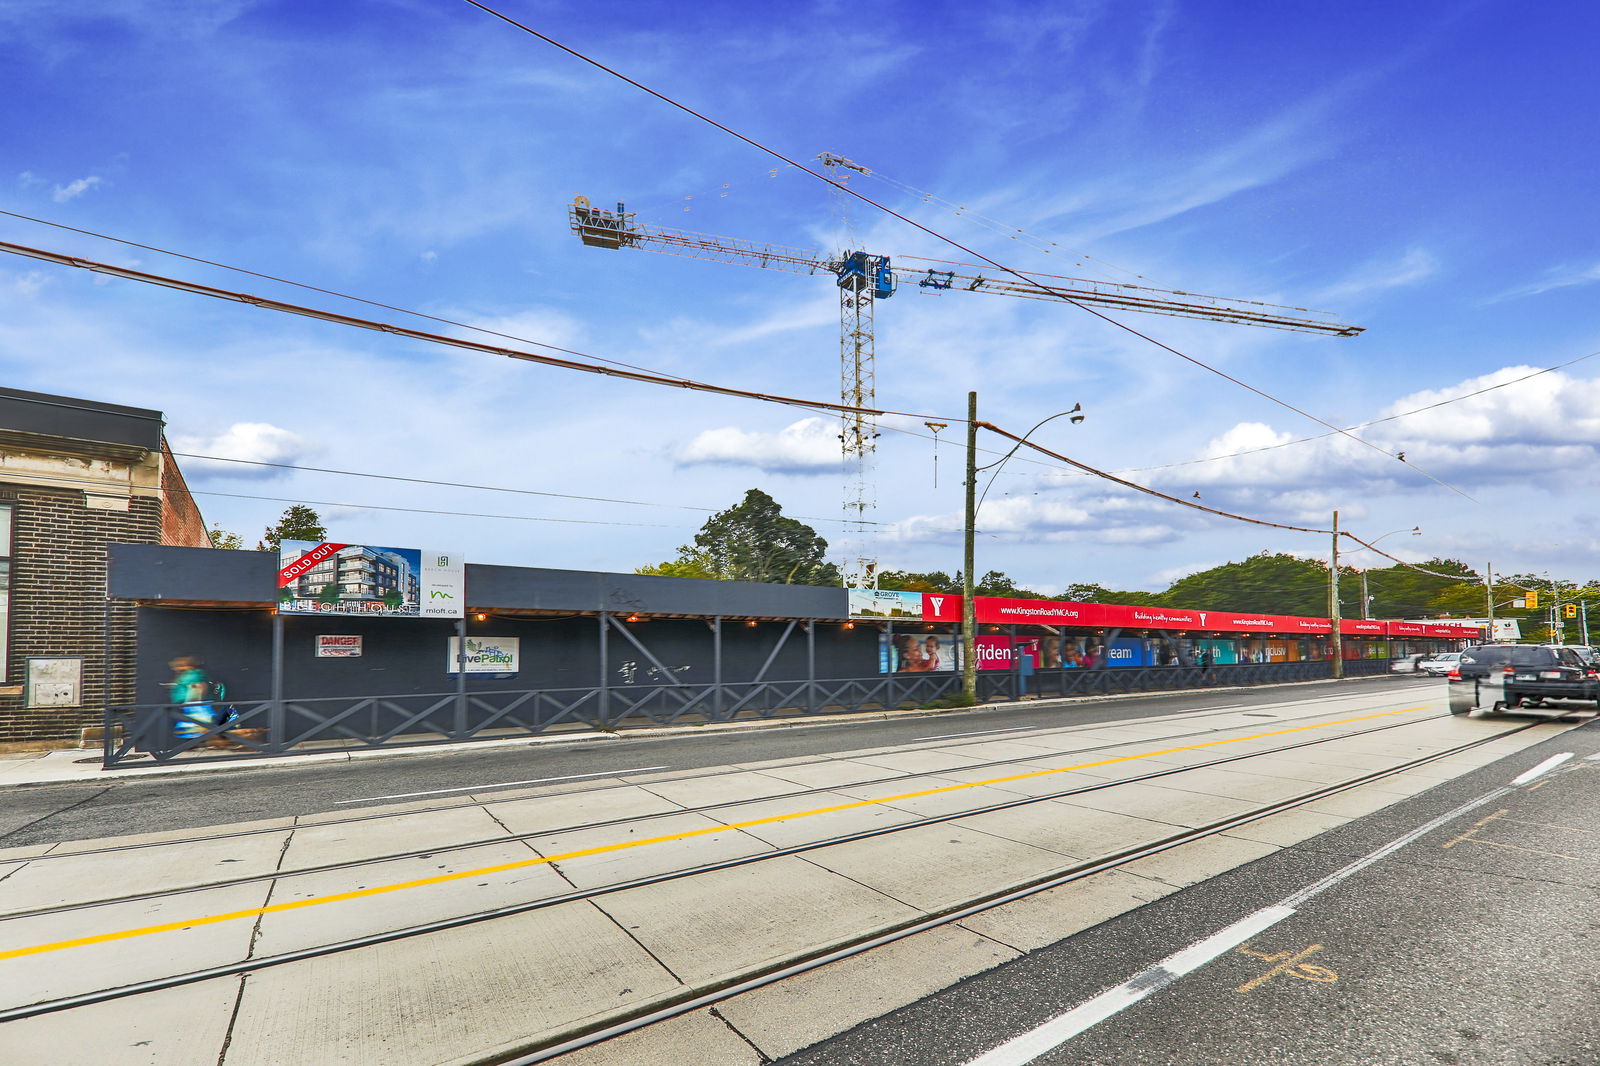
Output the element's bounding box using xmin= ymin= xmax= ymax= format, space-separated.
xmin=0 ymin=704 xmax=1453 ymax=919
xmin=0 ymin=689 xmax=1431 ymax=865
xmin=0 ymin=718 xmax=1545 ymax=1026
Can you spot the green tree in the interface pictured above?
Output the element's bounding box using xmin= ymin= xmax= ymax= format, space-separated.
xmin=207 ymin=525 xmax=245 ymax=551
xmin=877 ymin=570 xmax=960 ymax=594
xmin=259 ymin=505 xmax=327 ymax=552
xmin=971 ymin=570 xmax=1052 ymax=598
xmin=316 ymin=582 xmax=341 ymax=605
xmin=1061 ymin=582 xmax=1162 ymax=607
xmin=1359 ymin=558 xmax=1479 ymax=618
xmin=1160 ymin=552 xmax=1337 ymax=616
xmin=638 ymin=489 xmax=841 ymax=586
xmin=636 ymin=552 xmax=719 ymax=580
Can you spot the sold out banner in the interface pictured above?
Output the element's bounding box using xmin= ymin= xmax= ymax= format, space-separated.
xmin=277 ymin=540 xmax=465 ymax=618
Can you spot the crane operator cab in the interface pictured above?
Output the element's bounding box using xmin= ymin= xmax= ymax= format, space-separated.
xmin=835 ymin=251 xmax=896 ymax=300
xmin=570 ymin=196 xmax=638 ymax=249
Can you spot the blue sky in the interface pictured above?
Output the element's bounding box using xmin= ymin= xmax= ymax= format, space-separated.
xmin=3 ymin=1 xmax=1599 ymax=595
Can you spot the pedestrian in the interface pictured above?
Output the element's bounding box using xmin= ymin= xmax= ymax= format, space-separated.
xmin=168 ymin=656 xmax=226 ymax=746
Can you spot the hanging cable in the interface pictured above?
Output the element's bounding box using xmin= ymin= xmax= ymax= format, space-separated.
xmin=458 ymin=0 xmax=1478 ymax=503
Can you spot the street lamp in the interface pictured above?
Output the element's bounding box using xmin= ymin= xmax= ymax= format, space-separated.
xmin=962 ymin=397 xmax=1083 ymax=704
xmin=1343 ymin=527 xmax=1421 ymax=620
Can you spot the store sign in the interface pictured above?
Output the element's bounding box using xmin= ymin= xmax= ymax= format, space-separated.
xmin=316 ymin=635 xmax=363 ymax=658
xmin=279 ymin=540 xmax=464 ymax=618
xmin=447 ymin=636 xmax=520 ymax=674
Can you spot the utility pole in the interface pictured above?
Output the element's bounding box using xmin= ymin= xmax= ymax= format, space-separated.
xmin=1549 ymin=572 xmax=1561 ymax=643
xmin=1361 ymin=570 xmax=1370 ymax=620
xmin=961 ymin=391 xmax=978 ymax=705
xmin=1330 ymin=510 xmax=1343 ymax=680
xmin=1484 ymin=561 xmax=1494 ymax=642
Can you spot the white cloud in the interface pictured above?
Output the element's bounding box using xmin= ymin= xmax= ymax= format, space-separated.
xmin=1492 ymin=261 xmax=1600 ymax=302
xmin=675 ymin=417 xmax=844 ymax=475
xmin=1315 ymin=247 xmax=1438 ymax=304
xmin=171 ymin=422 xmax=314 ymax=479
xmin=1143 ymin=366 xmax=1600 ymax=515
xmin=51 ymin=175 xmax=103 ymax=202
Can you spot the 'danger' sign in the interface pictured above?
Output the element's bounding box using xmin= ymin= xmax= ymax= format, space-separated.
xmin=278 ymin=540 xmax=465 ymax=618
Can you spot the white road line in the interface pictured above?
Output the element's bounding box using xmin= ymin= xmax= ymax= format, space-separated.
xmin=963 ymin=777 xmax=1521 ymax=1064
xmin=915 ymin=727 xmax=1037 ymax=742
xmin=961 ymin=906 xmax=1296 ymax=1066
xmin=334 ymin=766 xmax=671 ymax=803
xmin=1511 ymin=753 xmax=1574 ymax=786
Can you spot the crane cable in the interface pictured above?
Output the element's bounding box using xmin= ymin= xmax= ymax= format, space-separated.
xmin=457 ymin=0 xmax=1476 ymax=504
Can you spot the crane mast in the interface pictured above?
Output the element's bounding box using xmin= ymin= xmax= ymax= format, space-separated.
xmin=568 ymin=195 xmax=1362 ymax=585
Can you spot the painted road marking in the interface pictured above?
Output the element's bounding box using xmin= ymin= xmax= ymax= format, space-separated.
xmin=334 ymin=766 xmax=671 ymax=804
xmin=1234 ymin=942 xmax=1338 ymax=993
xmin=1445 ymin=837 xmax=1581 ymax=860
xmin=915 ymin=727 xmax=1036 ymax=742
xmin=1511 ymin=753 xmax=1574 ymax=786
xmin=960 ymin=907 xmax=1297 ymax=1066
xmin=960 ymin=775 xmax=1517 ymax=1064
xmin=0 ymin=706 xmax=1428 ymax=962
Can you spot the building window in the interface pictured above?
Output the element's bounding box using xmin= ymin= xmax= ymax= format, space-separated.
xmin=0 ymin=504 xmax=10 ymax=681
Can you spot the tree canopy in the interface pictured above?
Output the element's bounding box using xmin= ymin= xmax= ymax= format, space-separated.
xmin=207 ymin=525 xmax=244 ymax=551
xmin=259 ymin=505 xmax=327 ymax=552
xmin=638 ymin=489 xmax=841 ymax=586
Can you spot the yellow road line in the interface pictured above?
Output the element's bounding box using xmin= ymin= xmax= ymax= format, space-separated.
xmin=0 ymin=705 xmax=1429 ymax=962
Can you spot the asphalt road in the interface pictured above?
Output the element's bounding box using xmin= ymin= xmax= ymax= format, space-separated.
xmin=0 ymin=677 xmax=1418 ymax=847
xmin=770 ymin=717 xmax=1600 ymax=1066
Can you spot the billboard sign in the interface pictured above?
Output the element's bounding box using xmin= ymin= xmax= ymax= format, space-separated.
xmin=848 ymin=588 xmax=926 ymax=619
xmin=278 ymin=540 xmax=464 ymax=618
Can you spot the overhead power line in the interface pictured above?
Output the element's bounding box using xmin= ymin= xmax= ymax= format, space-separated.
xmin=171 ymin=452 xmax=893 ymax=528
xmin=0 ymin=237 xmax=907 ymax=421
xmin=0 ymin=236 xmax=1424 ymax=551
xmin=459 ymin=0 xmax=1481 ymax=504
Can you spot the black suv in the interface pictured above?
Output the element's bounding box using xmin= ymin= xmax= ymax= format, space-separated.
xmin=1453 ymin=644 xmax=1598 ymax=707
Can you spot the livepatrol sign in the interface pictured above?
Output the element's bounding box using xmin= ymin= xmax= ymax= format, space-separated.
xmin=278 ymin=540 xmax=465 ymax=618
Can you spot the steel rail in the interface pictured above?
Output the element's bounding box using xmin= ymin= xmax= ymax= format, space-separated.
xmin=3 ymin=689 xmax=1401 ymax=863
xmin=494 ymin=721 xmax=1549 ymax=1066
xmin=0 ymin=716 xmax=1537 ymax=1023
xmin=0 ymin=700 xmax=1445 ymax=921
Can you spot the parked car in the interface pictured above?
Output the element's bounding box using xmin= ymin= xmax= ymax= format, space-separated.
xmin=1450 ymin=643 xmax=1598 ymax=709
xmin=1390 ymin=653 xmax=1428 ymax=674
xmin=1419 ymin=651 xmax=1462 ymax=677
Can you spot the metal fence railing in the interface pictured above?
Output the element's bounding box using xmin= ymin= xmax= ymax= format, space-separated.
xmin=102 ymin=657 xmax=1397 ymax=767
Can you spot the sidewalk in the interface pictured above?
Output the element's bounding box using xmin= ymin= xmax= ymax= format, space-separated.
xmin=0 ymin=675 xmax=1398 ymax=790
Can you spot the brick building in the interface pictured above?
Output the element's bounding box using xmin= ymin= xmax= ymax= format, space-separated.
xmin=0 ymin=387 xmax=209 ymax=745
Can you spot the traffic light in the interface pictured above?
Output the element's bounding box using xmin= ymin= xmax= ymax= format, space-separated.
xmin=1525 ymin=590 xmax=1538 ymax=610
xmin=1565 ymin=604 xmax=1577 ymax=619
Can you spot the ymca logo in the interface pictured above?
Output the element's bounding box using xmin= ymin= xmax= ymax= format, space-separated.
xmin=929 ymin=596 xmax=945 ymax=614
xmin=1198 ymin=612 xmax=1207 ymax=626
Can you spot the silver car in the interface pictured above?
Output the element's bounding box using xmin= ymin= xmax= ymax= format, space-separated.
xmin=1419 ymin=651 xmax=1462 ymax=677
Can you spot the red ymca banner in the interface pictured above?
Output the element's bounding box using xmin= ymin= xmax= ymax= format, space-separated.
xmin=911 ymin=594 xmax=1463 ymax=640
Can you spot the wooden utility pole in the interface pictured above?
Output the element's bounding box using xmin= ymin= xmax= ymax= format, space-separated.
xmin=1484 ymin=561 xmax=1494 ymax=641
xmin=962 ymin=391 xmax=978 ymax=704
xmin=1330 ymin=510 xmax=1344 ymax=679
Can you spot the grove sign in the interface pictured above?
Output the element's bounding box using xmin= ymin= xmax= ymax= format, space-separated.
xmin=278 ymin=540 xmax=465 ymax=618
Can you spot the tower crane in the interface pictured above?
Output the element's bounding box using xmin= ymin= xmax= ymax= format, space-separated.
xmin=568 ymin=190 xmax=1362 ymax=586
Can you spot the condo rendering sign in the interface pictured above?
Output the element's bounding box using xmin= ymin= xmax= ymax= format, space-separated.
xmin=278 ymin=540 xmax=465 ymax=618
